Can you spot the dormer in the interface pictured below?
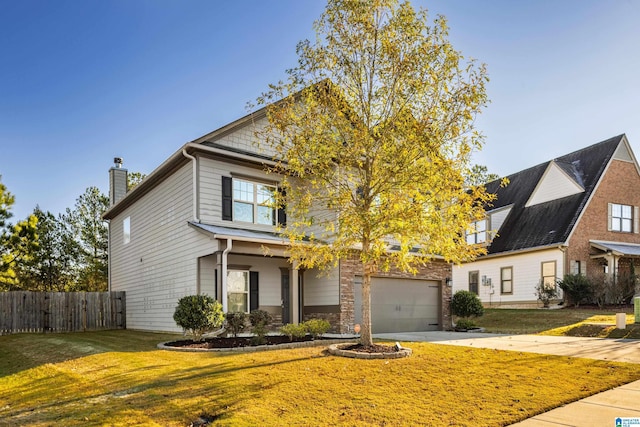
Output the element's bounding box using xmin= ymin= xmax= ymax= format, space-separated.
xmin=525 ymin=160 xmax=584 ymax=207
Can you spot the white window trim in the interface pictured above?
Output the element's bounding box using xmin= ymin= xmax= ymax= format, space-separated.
xmin=608 ymin=203 xmax=638 ymax=233
xmin=227 ymin=270 xmax=250 ymax=313
xmin=466 ymin=219 xmax=487 ymax=244
xmin=232 ymin=178 xmax=278 ymax=226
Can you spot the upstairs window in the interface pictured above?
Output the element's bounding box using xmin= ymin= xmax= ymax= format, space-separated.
xmin=123 ymin=216 xmax=130 ymax=244
xmin=466 ymin=220 xmax=487 ymax=244
xmin=222 ymin=176 xmax=285 ymax=226
xmin=609 ymin=203 xmax=633 ymax=232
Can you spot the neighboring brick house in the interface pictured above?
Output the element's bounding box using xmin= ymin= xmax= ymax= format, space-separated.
xmin=452 ymin=134 xmax=640 ymax=307
xmin=103 ymin=107 xmax=451 ymax=334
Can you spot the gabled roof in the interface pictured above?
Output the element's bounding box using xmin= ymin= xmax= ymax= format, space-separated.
xmin=483 ymin=134 xmax=628 ymax=255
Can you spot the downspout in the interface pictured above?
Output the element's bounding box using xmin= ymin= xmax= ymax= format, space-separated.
xmin=107 ymin=220 xmax=111 ymax=292
xmin=182 ymin=148 xmax=199 ymax=223
xmin=221 ymin=238 xmax=232 ymax=313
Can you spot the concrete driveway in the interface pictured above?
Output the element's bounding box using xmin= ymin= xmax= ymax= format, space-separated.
xmin=374 ymin=331 xmax=640 ymax=363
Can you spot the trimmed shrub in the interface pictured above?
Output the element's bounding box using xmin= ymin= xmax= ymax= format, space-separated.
xmin=454 ymin=318 xmax=476 ymax=331
xmin=304 ymin=318 xmax=331 ymax=339
xmin=280 ymin=323 xmax=307 ymax=341
xmin=225 ymin=311 xmax=248 ymax=337
xmin=173 ymin=295 xmax=224 ymax=342
xmin=558 ymin=274 xmax=592 ymax=307
xmin=249 ymin=309 xmax=273 ymax=345
xmin=450 ymin=290 xmax=484 ymax=319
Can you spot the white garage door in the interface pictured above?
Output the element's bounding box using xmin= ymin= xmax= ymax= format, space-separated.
xmin=354 ymin=277 xmax=440 ymax=333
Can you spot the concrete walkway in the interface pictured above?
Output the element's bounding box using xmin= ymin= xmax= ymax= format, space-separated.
xmin=374 ymin=331 xmax=640 ymax=426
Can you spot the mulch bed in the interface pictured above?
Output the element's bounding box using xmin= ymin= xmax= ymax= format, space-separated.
xmin=166 ymin=335 xmax=321 ymax=349
xmin=340 ymin=343 xmax=401 ymax=353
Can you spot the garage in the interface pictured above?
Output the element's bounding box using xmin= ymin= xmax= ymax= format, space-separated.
xmin=353 ymin=277 xmax=441 ymax=333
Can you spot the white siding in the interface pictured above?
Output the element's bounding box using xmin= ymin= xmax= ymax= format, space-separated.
xmin=304 ymin=267 xmax=340 ymax=306
xmin=109 ymin=163 xmax=219 ymax=332
xmin=489 ymin=206 xmax=512 ymax=236
xmin=526 ymin=162 xmax=584 ymax=207
xmin=451 ymin=248 xmax=564 ymax=305
xmin=613 ymin=142 xmax=633 ymax=162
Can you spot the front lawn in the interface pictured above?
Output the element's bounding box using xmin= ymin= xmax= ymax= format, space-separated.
xmin=1 ymin=330 xmax=640 ymax=426
xmin=474 ymin=307 xmax=635 ymax=335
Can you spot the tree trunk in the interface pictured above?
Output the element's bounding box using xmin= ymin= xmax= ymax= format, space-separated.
xmin=360 ymin=261 xmax=374 ymax=347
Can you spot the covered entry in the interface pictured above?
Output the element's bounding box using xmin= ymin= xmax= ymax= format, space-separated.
xmin=354 ymin=277 xmax=441 ymax=333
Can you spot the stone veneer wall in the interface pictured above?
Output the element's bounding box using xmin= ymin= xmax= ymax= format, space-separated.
xmin=337 ymin=255 xmax=452 ymax=333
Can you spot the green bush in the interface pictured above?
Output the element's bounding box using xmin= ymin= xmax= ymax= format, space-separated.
xmin=450 ymin=290 xmax=484 ymax=319
xmin=280 ymin=323 xmax=307 ymax=341
xmin=249 ymin=309 xmax=273 ymax=345
xmin=454 ymin=318 xmax=476 ymax=330
xmin=558 ymin=274 xmax=592 ymax=307
xmin=173 ymin=295 xmax=224 ymax=342
xmin=535 ymin=281 xmax=559 ymax=308
xmin=225 ymin=311 xmax=248 ymax=337
xmin=304 ymin=318 xmax=331 ymax=339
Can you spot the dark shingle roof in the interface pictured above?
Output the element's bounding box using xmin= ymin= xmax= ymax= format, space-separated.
xmin=483 ymin=134 xmax=625 ymax=254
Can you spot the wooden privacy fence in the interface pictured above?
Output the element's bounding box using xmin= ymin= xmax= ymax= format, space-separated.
xmin=0 ymin=291 xmax=126 ymax=334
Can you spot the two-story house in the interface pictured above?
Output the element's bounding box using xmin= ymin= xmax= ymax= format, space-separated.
xmin=452 ymin=134 xmax=640 ymax=307
xmin=104 ymin=107 xmax=451 ymax=334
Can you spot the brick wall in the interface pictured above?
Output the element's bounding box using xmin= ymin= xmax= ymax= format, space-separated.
xmin=337 ymin=255 xmax=452 ymax=333
xmin=567 ymin=160 xmax=640 ymax=277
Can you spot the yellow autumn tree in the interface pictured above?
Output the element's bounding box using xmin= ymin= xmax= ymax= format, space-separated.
xmin=257 ymin=0 xmax=494 ymax=347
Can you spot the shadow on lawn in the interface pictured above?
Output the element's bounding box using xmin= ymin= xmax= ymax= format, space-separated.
xmin=0 ymin=330 xmax=181 ymax=377
xmin=0 ymin=351 xmax=313 ymax=426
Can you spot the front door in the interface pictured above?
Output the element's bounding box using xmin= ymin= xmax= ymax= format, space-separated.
xmin=281 ymin=269 xmax=290 ymax=324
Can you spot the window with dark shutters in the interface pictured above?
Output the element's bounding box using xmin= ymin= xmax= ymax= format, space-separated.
xmin=250 ymin=271 xmax=259 ymax=311
xmin=222 ymin=176 xmax=233 ymax=221
xmin=277 ymin=188 xmax=287 ymax=227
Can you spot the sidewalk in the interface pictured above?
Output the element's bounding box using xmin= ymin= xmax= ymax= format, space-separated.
xmin=374 ymin=331 xmax=640 ymax=426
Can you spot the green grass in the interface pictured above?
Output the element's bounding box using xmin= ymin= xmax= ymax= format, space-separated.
xmin=474 ymin=307 xmax=636 ymax=335
xmin=2 ymin=330 xmax=640 ymax=426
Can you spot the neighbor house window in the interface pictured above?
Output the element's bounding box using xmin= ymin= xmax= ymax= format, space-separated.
xmin=227 ymin=270 xmax=249 ymax=313
xmin=123 ymin=216 xmax=130 ymax=244
xmin=541 ymin=261 xmax=556 ymax=288
xmin=610 ymin=203 xmax=633 ymax=232
xmin=469 ymin=271 xmax=479 ymax=295
xmin=501 ymin=267 xmax=513 ymax=294
xmin=466 ymin=220 xmax=487 ymax=244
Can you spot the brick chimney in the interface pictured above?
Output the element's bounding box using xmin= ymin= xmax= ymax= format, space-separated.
xmin=109 ymin=157 xmax=128 ymax=206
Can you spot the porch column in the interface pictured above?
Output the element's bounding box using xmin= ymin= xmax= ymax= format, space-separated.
xmin=291 ymin=264 xmax=299 ymax=324
xmin=221 ymin=238 xmax=233 ymax=313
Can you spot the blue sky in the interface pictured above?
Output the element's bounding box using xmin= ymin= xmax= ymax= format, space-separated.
xmin=1 ymin=0 xmax=639 ymax=221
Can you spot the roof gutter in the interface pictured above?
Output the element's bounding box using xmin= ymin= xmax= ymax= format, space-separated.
xmin=476 ymin=243 xmax=567 ymax=260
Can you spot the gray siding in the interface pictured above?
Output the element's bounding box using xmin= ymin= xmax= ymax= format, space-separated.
xmin=109 ymin=163 xmax=218 ymax=332
xmin=198 ymin=156 xmax=282 ymax=231
xmin=304 ymin=267 xmax=340 ymax=306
